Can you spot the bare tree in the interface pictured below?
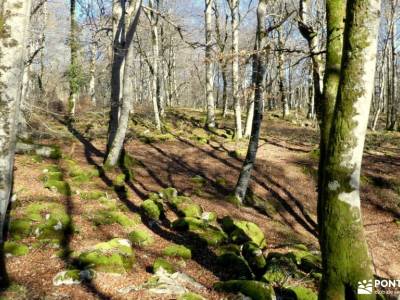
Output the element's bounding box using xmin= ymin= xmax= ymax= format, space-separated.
xmin=205 ymin=0 xmax=216 ymax=128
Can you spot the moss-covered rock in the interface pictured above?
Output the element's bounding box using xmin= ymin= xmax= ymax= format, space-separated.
xmin=177 ymin=202 xmax=203 ymax=218
xmin=141 ymin=199 xmax=163 ymax=220
xmin=242 ymin=242 xmax=266 ymax=275
xmin=221 ymin=216 xmax=266 ymax=248
xmin=65 ymin=159 xmax=99 ymax=183
xmin=80 ymin=191 xmax=106 ymax=200
xmin=8 ymin=202 xmax=71 ymax=243
xmin=4 ymin=241 xmax=29 ymax=256
xmin=287 ymin=250 xmax=322 ymax=273
xmin=178 ymin=292 xmax=205 ymax=300
xmin=44 ymin=180 xmax=71 ymax=196
xmin=128 ymin=230 xmax=154 ymax=246
xmin=92 ymin=210 xmax=136 ymax=228
xmin=217 ymin=252 xmax=253 ymax=280
xmin=216 ymin=244 xmax=242 ymax=256
xmin=191 ymin=175 xmax=206 ymax=187
xmin=201 ymin=211 xmax=217 ymax=222
xmin=159 ymin=187 xmax=178 ymax=202
xmin=193 ymin=226 xmax=227 ymax=246
xmin=153 ymin=258 xmax=176 ymax=274
xmin=214 ymin=280 xmax=276 ymax=300
xmin=281 ymin=286 xmax=318 ymax=300
xmin=78 ymin=239 xmax=135 ymax=273
xmin=41 ymin=171 xmax=63 ymax=182
xmin=53 ymin=269 xmax=94 ymax=286
xmin=172 ymin=217 xmax=208 ymax=231
xmin=163 ymin=245 xmax=192 ymax=260
xmin=261 ymin=252 xmax=299 ymax=285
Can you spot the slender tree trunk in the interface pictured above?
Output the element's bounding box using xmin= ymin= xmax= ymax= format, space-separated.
xmin=105 ymin=1 xmax=142 ymax=167
xmin=229 ymin=0 xmax=242 ymax=138
xmin=149 ymin=0 xmax=162 ymax=130
xmin=319 ymin=1 xmax=381 ymax=298
xmin=221 ymin=63 xmax=228 ymax=117
xmin=68 ymin=0 xmax=78 ymax=117
xmin=244 ymin=94 xmax=255 ymax=138
xmin=108 ymin=0 xmax=126 ymax=152
xmin=205 ymin=0 xmax=216 ymax=128
xmin=298 ymin=0 xmax=323 ymax=120
xmin=277 ymin=29 xmax=289 ymax=119
xmin=0 ymin=0 xmax=32 ymax=245
xmin=234 ymin=0 xmax=268 ymax=204
xmin=89 ymin=40 xmax=97 ymax=106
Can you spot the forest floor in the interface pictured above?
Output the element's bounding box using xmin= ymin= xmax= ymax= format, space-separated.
xmin=1 ymin=108 xmax=400 ymax=299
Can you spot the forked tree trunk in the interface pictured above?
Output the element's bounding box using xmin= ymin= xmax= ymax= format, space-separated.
xmin=205 ymin=0 xmax=216 ymax=128
xmin=0 ymin=0 xmax=32 ymax=243
xmin=105 ymin=1 xmax=142 ymax=167
xmin=318 ymin=0 xmax=381 ymax=298
xmin=234 ymin=0 xmax=268 ymax=204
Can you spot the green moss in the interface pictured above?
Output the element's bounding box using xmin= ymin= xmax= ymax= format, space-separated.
xmin=80 ymin=190 xmax=106 ymax=200
xmin=282 ymin=286 xmax=317 ymax=300
xmin=171 ymin=217 xmax=208 ymax=231
xmin=242 ymin=242 xmax=266 ymax=274
xmin=41 ymin=171 xmax=63 ymax=182
xmin=141 ymin=200 xmax=163 ymax=220
xmin=43 ymin=165 xmax=60 ymax=172
xmin=191 ymin=176 xmax=206 ymax=187
xmin=4 ymin=241 xmax=29 ymax=256
xmin=217 ymin=252 xmax=253 ymax=280
xmin=215 ymin=244 xmax=242 ymax=256
xmin=193 ymin=226 xmax=227 ymax=246
xmin=178 ymin=292 xmax=205 ymax=300
xmin=163 ymin=245 xmax=192 ymax=260
xmin=214 ymin=280 xmax=276 ymax=300
xmin=159 ymin=187 xmax=178 ymax=202
xmin=221 ymin=216 xmax=266 ymax=248
xmin=177 ymin=202 xmax=203 ymax=218
xmin=128 ymin=230 xmax=154 ymax=246
xmin=287 ymin=250 xmax=322 ymax=273
xmin=153 ymin=258 xmax=176 ymax=274
xmin=44 ymin=180 xmax=71 ymax=196
xmin=216 ymin=177 xmax=228 ymax=187
xmin=8 ymin=219 xmax=32 ymax=239
xmin=65 ymin=159 xmax=99 ymax=183
xmin=113 ymin=174 xmax=126 ymax=186
xmin=92 ymin=210 xmax=136 ymax=228
xmin=78 ymin=239 xmax=135 ymax=273
xmin=201 ymin=211 xmax=217 ymax=222
xmin=8 ymin=202 xmax=71 ymax=243
xmin=261 ymin=252 xmax=300 ymax=285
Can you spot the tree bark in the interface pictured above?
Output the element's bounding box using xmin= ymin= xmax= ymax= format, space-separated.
xmin=205 ymin=0 xmax=216 ymax=128
xmin=318 ymin=0 xmax=381 ymax=298
xmin=234 ymin=0 xmax=268 ymax=204
xmin=105 ymin=0 xmax=142 ymax=167
xmin=0 ymin=0 xmax=32 ymax=243
xmin=229 ymin=0 xmax=242 ymax=139
xmin=68 ymin=0 xmax=78 ymax=117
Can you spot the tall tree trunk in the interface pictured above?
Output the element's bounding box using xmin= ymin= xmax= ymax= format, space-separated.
xmin=298 ymin=0 xmax=323 ymax=120
xmin=0 ymin=0 xmax=32 ymax=247
xmin=149 ymin=0 xmax=162 ymax=130
xmin=318 ymin=0 xmax=381 ymax=298
xmin=105 ymin=1 xmax=142 ymax=167
xmin=277 ymin=29 xmax=289 ymax=119
xmin=234 ymin=0 xmax=268 ymax=204
xmin=108 ymin=0 xmax=126 ymax=152
xmin=68 ymin=0 xmax=78 ymax=117
xmin=244 ymin=90 xmax=255 ymax=137
xmin=229 ymin=0 xmax=242 ymax=138
xmin=221 ymin=63 xmax=228 ymax=117
xmin=205 ymin=0 xmax=216 ymax=128
xmin=89 ymin=39 xmax=97 ymax=106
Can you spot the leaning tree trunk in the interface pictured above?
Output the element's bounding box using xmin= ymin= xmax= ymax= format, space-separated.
xmin=105 ymin=1 xmax=141 ymax=167
xmin=229 ymin=0 xmax=242 ymax=139
xmin=0 ymin=0 xmax=32 ymax=244
xmin=244 ymin=93 xmax=255 ymax=138
xmin=318 ymin=0 xmax=381 ymax=299
xmin=68 ymin=0 xmax=78 ymax=117
xmin=205 ymin=0 xmax=216 ymax=128
xmin=234 ymin=0 xmax=268 ymax=204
